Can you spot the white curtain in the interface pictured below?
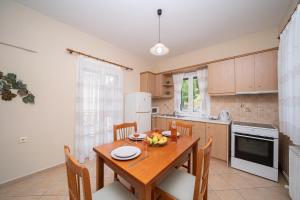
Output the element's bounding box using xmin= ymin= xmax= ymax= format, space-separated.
xmin=173 ymin=73 xmax=184 ymax=112
xmin=196 ymin=68 xmax=210 ymax=115
xmin=278 ymin=4 xmax=300 ymax=145
xmin=75 ymin=56 xmax=124 ymax=162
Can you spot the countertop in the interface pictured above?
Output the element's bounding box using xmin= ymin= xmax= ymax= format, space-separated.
xmin=152 ymin=114 xmax=231 ymax=125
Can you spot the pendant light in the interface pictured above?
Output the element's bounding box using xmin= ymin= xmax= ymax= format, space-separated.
xmin=150 ymin=9 xmax=169 ymax=56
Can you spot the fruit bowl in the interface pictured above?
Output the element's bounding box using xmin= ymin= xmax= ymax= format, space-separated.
xmin=146 ymin=132 xmax=168 ymax=146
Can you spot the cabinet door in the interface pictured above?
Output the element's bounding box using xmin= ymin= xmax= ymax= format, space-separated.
xmin=254 ymin=50 xmax=278 ymax=91
xmin=208 ymin=59 xmax=235 ymax=95
xmin=154 ymin=74 xmax=163 ymax=97
xmin=191 ymin=121 xmax=206 ymax=148
xmin=155 ymin=117 xmax=167 ymax=130
xmin=140 ymin=73 xmax=149 ymax=92
xmin=206 ymin=123 xmax=228 ymax=161
xmin=235 ymin=55 xmax=255 ymax=93
xmin=140 ymin=72 xmax=156 ymax=95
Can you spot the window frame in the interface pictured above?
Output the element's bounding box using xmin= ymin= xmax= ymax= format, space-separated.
xmin=178 ymin=74 xmax=201 ymax=117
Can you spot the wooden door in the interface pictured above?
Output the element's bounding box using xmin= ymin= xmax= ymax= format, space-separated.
xmin=205 ymin=123 xmax=228 ymax=161
xmin=208 ymin=59 xmax=235 ymax=95
xmin=191 ymin=121 xmax=206 ymax=148
xmin=235 ymin=55 xmax=255 ymax=93
xmin=254 ymin=50 xmax=278 ymax=91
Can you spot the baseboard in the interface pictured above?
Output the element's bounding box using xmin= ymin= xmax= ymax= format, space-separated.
xmin=282 ymin=170 xmax=289 ymax=183
xmin=0 ymin=162 xmax=65 ymax=186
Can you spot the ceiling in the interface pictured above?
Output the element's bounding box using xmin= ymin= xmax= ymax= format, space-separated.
xmin=14 ymin=0 xmax=295 ymax=62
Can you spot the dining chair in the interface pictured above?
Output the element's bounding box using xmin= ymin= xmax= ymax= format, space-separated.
xmin=63 ymin=145 xmax=136 ymax=200
xmin=114 ymin=122 xmax=137 ymax=141
xmin=155 ymin=137 xmax=213 ymax=200
xmin=113 ymin=122 xmax=137 ymax=192
xmin=168 ymin=120 xmax=193 ymax=173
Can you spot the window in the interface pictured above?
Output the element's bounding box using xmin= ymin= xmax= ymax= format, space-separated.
xmin=180 ymin=76 xmax=201 ymax=113
xmin=174 ymin=68 xmax=209 ymax=116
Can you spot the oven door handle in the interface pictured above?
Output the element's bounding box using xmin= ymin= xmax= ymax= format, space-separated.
xmin=234 ymin=133 xmax=275 ymax=142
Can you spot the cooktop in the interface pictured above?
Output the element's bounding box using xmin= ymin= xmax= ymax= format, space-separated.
xmin=232 ymin=121 xmax=276 ymax=129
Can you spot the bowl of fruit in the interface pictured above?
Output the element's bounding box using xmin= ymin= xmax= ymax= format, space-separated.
xmin=146 ymin=132 xmax=168 ymax=146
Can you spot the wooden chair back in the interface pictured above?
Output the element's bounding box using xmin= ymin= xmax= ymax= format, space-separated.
xmin=193 ymin=137 xmax=213 ymax=200
xmin=64 ymin=145 xmax=92 ymax=200
xmin=113 ymin=122 xmax=137 ymax=141
xmin=168 ymin=121 xmax=193 ymax=136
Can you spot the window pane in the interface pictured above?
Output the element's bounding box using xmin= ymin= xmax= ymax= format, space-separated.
xmin=193 ymin=77 xmax=201 ymax=112
xmin=180 ymin=78 xmax=189 ymax=111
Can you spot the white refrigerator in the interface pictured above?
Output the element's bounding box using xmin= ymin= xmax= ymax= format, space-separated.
xmin=124 ymin=92 xmax=152 ymax=133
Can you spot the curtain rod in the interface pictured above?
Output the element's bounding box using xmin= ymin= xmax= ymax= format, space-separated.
xmin=0 ymin=42 xmax=38 ymax=53
xmin=66 ymin=48 xmax=133 ymax=71
xmin=278 ymin=0 xmax=300 ymax=39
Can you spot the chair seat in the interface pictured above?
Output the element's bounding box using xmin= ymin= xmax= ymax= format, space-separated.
xmin=93 ymin=182 xmax=136 ymax=200
xmin=157 ymin=169 xmax=195 ymax=200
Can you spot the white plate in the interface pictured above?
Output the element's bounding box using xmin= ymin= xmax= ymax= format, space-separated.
xmin=111 ymin=147 xmax=141 ymax=160
xmin=111 ymin=146 xmax=139 ymax=158
xmin=162 ymin=131 xmax=180 ymax=137
xmin=129 ymin=133 xmax=147 ymax=141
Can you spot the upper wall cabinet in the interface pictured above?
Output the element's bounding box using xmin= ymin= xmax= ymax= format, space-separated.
xmin=254 ymin=50 xmax=278 ymax=92
xmin=140 ymin=72 xmax=156 ymax=95
xmin=140 ymin=72 xmax=173 ymax=98
xmin=208 ymin=59 xmax=235 ymax=95
xmin=235 ymin=50 xmax=278 ymax=94
xmin=235 ymin=55 xmax=255 ymax=93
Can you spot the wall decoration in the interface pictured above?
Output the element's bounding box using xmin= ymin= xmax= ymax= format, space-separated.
xmin=0 ymin=71 xmax=35 ymax=104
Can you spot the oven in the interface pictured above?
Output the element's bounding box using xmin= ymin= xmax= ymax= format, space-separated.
xmin=231 ymin=122 xmax=279 ymax=181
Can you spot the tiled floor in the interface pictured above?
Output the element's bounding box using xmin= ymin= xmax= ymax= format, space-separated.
xmin=0 ymin=159 xmax=290 ymax=200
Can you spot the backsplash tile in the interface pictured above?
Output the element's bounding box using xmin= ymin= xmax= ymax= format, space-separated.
xmin=210 ymin=94 xmax=279 ymax=126
xmin=153 ymin=94 xmax=279 ymax=126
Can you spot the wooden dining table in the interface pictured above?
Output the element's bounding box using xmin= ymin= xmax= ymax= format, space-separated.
xmin=93 ymin=131 xmax=200 ymax=200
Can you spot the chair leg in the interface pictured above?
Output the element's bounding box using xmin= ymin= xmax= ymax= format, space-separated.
xmin=114 ymin=172 xmax=119 ymax=181
xmin=130 ymin=186 xmax=135 ymax=194
xmin=203 ymin=187 xmax=208 ymax=200
xmin=187 ymin=154 xmax=191 ymax=173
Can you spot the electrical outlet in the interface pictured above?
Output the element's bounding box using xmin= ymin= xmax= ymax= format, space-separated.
xmin=19 ymin=137 xmax=27 ymax=143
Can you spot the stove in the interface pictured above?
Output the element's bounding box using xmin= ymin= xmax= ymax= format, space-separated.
xmin=231 ymin=121 xmax=279 ymax=181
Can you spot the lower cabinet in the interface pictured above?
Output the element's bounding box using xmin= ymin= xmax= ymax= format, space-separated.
xmin=151 ymin=117 xmax=229 ymax=163
xmin=206 ymin=123 xmax=228 ymax=161
xmin=190 ymin=121 xmax=206 ymax=148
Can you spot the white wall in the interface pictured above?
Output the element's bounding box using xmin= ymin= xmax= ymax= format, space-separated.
xmin=153 ymin=29 xmax=279 ymax=73
xmin=0 ymin=0 xmax=150 ymax=184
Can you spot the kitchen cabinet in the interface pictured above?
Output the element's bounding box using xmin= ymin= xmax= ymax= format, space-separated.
xmin=208 ymin=59 xmax=235 ymax=95
xmin=254 ymin=50 xmax=278 ymax=92
xmin=190 ymin=121 xmax=206 ymax=148
xmin=235 ymin=55 xmax=255 ymax=93
xmin=140 ymin=72 xmax=156 ymax=95
xmin=154 ymin=74 xmax=163 ymax=97
xmin=206 ymin=123 xmax=228 ymax=162
xmin=234 ymin=50 xmax=278 ymax=94
xmin=152 ymin=117 xmax=167 ymax=130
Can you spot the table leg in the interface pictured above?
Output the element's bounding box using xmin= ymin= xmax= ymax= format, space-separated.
xmin=139 ymin=184 xmax=152 ymax=200
xmin=192 ymin=143 xmax=198 ymax=175
xmin=96 ymin=155 xmax=104 ymax=190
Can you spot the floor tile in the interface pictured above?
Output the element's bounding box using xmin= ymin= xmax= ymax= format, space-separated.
xmin=0 ymin=158 xmax=291 ymax=200
xmin=215 ymin=190 xmax=244 ymax=200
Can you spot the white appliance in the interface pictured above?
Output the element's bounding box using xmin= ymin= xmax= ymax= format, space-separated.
xmin=152 ymin=107 xmax=159 ymax=114
xmin=289 ymin=145 xmax=300 ymax=200
xmin=231 ymin=121 xmax=279 ymax=181
xmin=124 ymin=92 xmax=152 ymax=133
xmin=218 ymin=110 xmax=231 ymax=121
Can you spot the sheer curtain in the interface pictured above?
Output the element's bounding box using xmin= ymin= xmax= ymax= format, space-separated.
xmin=75 ymin=56 xmax=124 ymax=162
xmin=196 ymin=68 xmax=210 ymax=115
xmin=173 ymin=73 xmax=184 ymax=112
xmin=278 ymin=4 xmax=300 ymax=145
